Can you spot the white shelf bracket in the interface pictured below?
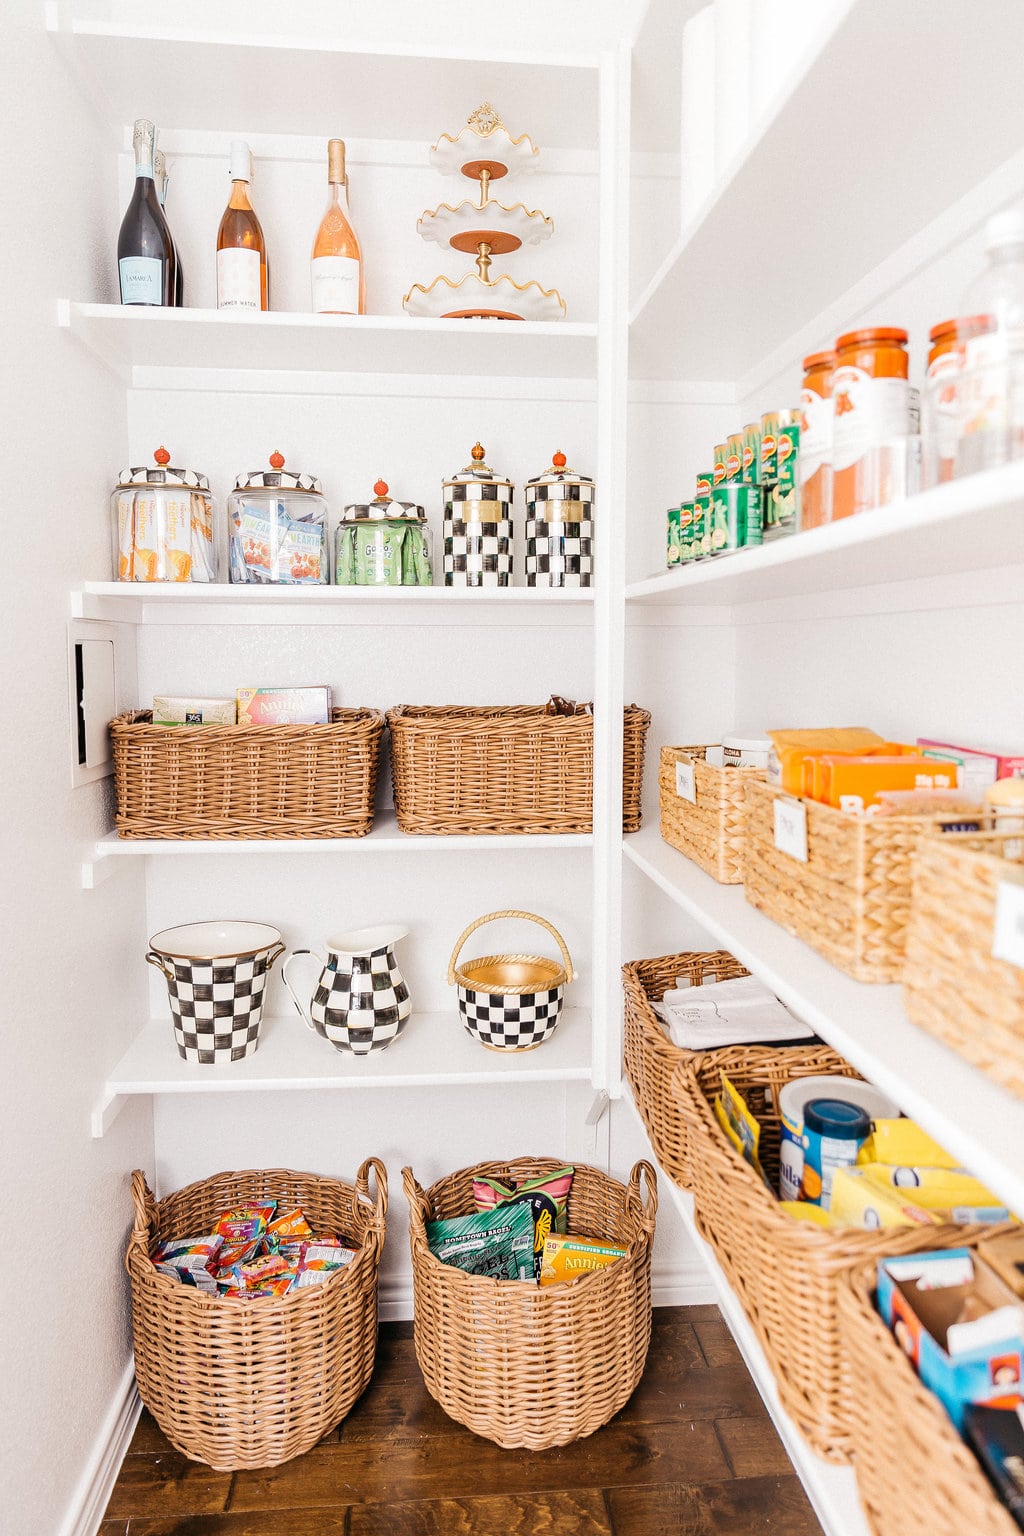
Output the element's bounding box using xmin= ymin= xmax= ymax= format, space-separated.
xmin=91 ymin=1086 xmax=127 ymax=1139
xmin=81 ymin=845 xmax=124 ymax=890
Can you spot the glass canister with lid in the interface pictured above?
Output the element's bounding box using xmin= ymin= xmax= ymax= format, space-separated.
xmin=111 ymin=446 xmax=215 ymax=582
xmin=442 ymin=442 xmax=514 ymax=587
xmin=335 ymin=480 xmax=433 ymax=586
xmin=524 ymin=450 xmax=594 ymax=587
xmin=227 ymin=451 xmax=329 ymax=585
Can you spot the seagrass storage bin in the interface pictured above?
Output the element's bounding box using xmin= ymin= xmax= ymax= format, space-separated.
xmin=402 ymin=1156 xmax=657 ymax=1449
xmin=126 ymin=1160 xmax=387 ymax=1470
xmin=904 ymin=830 xmax=1024 ymax=1095
xmin=838 ymin=1255 xmax=1020 ymax=1536
xmin=387 ymin=702 xmax=650 ymax=835
xmin=622 ymin=948 xmax=857 ymax=1190
xmin=682 ymin=1053 xmax=992 ymax=1463
xmin=111 ymin=708 xmax=385 ymax=839
xmin=658 ymin=746 xmax=765 ymax=883
xmin=743 ymin=776 xmax=976 ymax=983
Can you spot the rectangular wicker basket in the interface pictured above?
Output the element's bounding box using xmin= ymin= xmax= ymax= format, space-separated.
xmin=402 ymin=1156 xmax=657 ymax=1450
xmin=126 ymin=1161 xmax=387 ymax=1470
xmin=387 ymin=702 xmax=651 ymax=835
xmin=838 ymin=1255 xmax=1020 ymax=1536
xmin=682 ymin=1051 xmax=994 ymax=1463
xmin=111 ymin=707 xmax=385 ymax=839
xmin=621 ymin=948 xmax=852 ymax=1190
xmin=904 ymin=830 xmax=1024 ymax=1095
xmin=658 ymin=745 xmax=764 ymax=884
xmin=743 ymin=776 xmax=978 ymax=983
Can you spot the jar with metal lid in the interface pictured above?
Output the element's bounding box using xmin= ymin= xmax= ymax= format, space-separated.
xmin=335 ymin=480 xmax=433 ymax=586
xmin=227 ymin=451 xmax=328 ymax=585
xmin=799 ymin=350 xmax=834 ymax=528
xmin=111 ymin=446 xmax=215 ymax=582
xmin=524 ymin=451 xmax=594 ymax=587
xmin=442 ymin=442 xmax=514 ymax=587
xmin=832 ymin=327 xmax=911 ymax=520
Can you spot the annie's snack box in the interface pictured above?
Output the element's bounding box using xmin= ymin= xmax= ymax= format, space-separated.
xmin=152 ymin=695 xmax=236 ymax=726
xmin=539 ymin=1232 xmax=627 ymax=1285
xmin=237 ymin=686 xmax=331 ymax=725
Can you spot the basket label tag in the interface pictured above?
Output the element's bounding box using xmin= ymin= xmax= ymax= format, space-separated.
xmin=992 ymin=880 xmax=1024 ymax=969
xmin=774 ymin=796 xmax=808 ymax=862
xmin=675 ymin=760 xmax=696 ymax=803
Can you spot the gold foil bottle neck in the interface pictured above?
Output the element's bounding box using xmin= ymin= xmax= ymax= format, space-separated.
xmin=328 ymin=139 xmax=347 ymax=185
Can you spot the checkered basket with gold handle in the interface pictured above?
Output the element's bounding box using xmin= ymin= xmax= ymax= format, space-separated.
xmin=448 ymin=909 xmax=574 ymax=1051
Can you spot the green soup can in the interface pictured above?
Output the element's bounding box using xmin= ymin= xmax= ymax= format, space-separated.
xmin=678 ymin=501 xmax=696 ymax=563
xmin=765 ymin=419 xmax=801 ymax=540
xmin=742 ymin=423 xmax=761 ymax=486
xmin=666 ymin=504 xmax=681 ymax=566
xmin=694 ymin=472 xmax=714 ymax=560
xmin=711 ymin=482 xmax=763 ymax=553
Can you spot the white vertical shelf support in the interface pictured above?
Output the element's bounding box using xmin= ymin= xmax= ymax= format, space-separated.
xmin=592 ymin=43 xmax=631 ymax=1097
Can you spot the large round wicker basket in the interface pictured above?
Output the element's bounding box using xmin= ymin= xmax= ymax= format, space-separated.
xmin=403 ymin=1155 xmax=657 ymax=1449
xmin=126 ymin=1160 xmax=387 ymax=1470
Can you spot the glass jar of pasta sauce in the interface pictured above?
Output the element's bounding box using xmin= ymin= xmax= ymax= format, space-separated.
xmin=831 ymin=328 xmax=911 ymax=520
xmin=799 ymin=351 xmax=834 ymax=528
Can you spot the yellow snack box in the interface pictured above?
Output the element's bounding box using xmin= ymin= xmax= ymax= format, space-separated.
xmin=857 ymin=1119 xmax=961 ymax=1171
xmin=766 ymin=728 xmax=888 ymax=792
xmin=830 ymin=1163 xmax=1011 ymax=1230
xmin=780 ymin=1201 xmax=835 ymax=1229
xmin=539 ymin=1233 xmax=627 ymax=1286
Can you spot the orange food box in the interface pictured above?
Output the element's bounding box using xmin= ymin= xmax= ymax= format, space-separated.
xmin=803 ymin=744 xmax=919 ymax=801
xmin=816 ymin=755 xmax=958 ymax=812
xmin=539 ymin=1233 xmax=627 ymax=1286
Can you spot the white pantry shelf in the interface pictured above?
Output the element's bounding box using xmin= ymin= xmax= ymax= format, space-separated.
xmin=626 ymin=463 xmax=1024 ymax=607
xmin=92 ymin=1007 xmax=592 ymax=1136
xmin=624 ymin=826 xmax=1024 ymax=1217
xmin=630 ymin=0 xmax=1024 ymax=380
xmin=58 ymin=302 xmax=598 ymax=386
xmin=83 ymin=815 xmax=593 ymax=887
xmin=73 ymin=581 xmax=595 ymax=627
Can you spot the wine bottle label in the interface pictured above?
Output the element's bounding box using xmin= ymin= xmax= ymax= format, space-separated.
xmin=217 ymin=247 xmax=262 ymax=310
xmin=119 ymin=255 xmax=163 ymax=304
xmin=311 ymin=255 xmax=360 ymax=314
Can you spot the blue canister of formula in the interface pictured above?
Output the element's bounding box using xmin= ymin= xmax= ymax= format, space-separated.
xmin=778 ymin=1076 xmax=901 ymax=1202
xmin=801 ymin=1098 xmax=872 ymax=1209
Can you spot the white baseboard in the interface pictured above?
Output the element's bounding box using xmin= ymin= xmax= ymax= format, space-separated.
xmin=58 ymin=1358 xmax=141 ymax=1536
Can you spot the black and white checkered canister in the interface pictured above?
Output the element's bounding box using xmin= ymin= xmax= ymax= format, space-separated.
xmin=443 ymin=482 xmax=514 ymax=587
xmin=309 ymin=949 xmax=412 ymax=1055
xmin=152 ymin=949 xmax=280 ymax=1064
xmin=456 ymin=982 xmax=565 ymax=1051
xmin=525 ymin=475 xmax=594 ymax=588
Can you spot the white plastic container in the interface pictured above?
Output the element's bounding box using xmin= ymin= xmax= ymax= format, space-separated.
xmin=778 ymin=1075 xmax=901 ymax=1203
xmin=956 ymin=206 xmax=1024 ymax=477
xmin=721 ymin=734 xmax=771 ymax=769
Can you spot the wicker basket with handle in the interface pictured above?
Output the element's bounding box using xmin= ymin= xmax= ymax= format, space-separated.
xmin=838 ymin=1254 xmax=1020 ymax=1536
xmin=904 ymin=829 xmax=1024 ymax=1095
xmin=742 ymin=776 xmax=981 ymax=982
xmin=448 ymin=909 xmax=573 ymax=1052
xmin=682 ymin=1053 xmax=1000 ymax=1463
xmin=403 ymin=1156 xmax=657 ymax=1449
xmin=659 ymin=745 xmax=765 ymax=884
xmin=126 ymin=1160 xmax=387 ymax=1470
xmin=387 ymin=699 xmax=650 ymax=835
xmin=111 ymin=707 xmax=385 ymax=839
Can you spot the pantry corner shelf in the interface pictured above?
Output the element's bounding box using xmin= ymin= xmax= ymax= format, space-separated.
xmin=91 ymin=1007 xmax=592 ymax=1137
xmin=623 ymin=826 xmax=1024 ymax=1217
xmin=81 ymin=818 xmax=594 ymax=888
xmin=625 ymin=462 xmax=1024 ymax=607
xmin=58 ymin=301 xmax=599 ymax=387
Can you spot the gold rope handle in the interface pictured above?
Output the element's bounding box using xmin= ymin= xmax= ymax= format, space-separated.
xmin=628 ymin=1159 xmax=659 ymax=1233
xmin=446 ymin=909 xmax=574 ymax=986
xmin=356 ymin=1156 xmax=389 ymax=1226
xmin=130 ymin=1169 xmax=157 ymax=1247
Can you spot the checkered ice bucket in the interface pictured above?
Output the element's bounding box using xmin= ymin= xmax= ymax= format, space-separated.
xmin=448 ymin=910 xmax=574 ymax=1052
xmin=146 ymin=921 xmax=285 ymax=1064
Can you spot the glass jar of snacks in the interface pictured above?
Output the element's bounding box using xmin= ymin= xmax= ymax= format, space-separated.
xmin=111 ymin=446 xmax=216 ymax=582
xmin=524 ymin=451 xmax=594 ymax=587
xmin=227 ymin=451 xmax=329 ymax=585
xmin=335 ymin=480 xmax=433 ymax=586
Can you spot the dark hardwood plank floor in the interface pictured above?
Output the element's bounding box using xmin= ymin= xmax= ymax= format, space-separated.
xmin=100 ymin=1306 xmax=823 ymax=1535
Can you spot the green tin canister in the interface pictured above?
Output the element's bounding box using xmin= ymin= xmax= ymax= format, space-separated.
xmin=678 ymin=501 xmax=696 ymax=563
xmin=694 ymin=472 xmax=714 ymax=560
xmin=742 ymin=422 xmax=761 ymax=486
xmin=666 ymin=504 xmax=681 ymax=567
xmin=725 ymin=432 xmax=744 ymax=482
xmin=710 ymin=482 xmax=763 ymax=553
xmin=765 ymin=419 xmax=801 ymax=541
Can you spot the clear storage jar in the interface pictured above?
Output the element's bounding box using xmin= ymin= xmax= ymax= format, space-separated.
xmin=335 ymin=481 xmax=433 ymax=586
xmin=227 ymin=452 xmax=328 ymax=585
xmin=111 ymin=446 xmax=215 ymax=582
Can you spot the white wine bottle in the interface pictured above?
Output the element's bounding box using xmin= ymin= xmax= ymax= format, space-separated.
xmin=311 ymin=139 xmax=365 ymax=315
xmin=216 ymin=140 xmax=269 ymax=311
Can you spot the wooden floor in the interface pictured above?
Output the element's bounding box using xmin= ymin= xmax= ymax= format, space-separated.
xmin=100 ymin=1305 xmax=823 ymax=1535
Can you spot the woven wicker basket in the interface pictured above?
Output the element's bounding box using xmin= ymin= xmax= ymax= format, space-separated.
xmin=403 ymin=1156 xmax=657 ymax=1449
xmin=621 ymin=948 xmax=855 ymax=1190
xmin=904 ymin=830 xmax=1024 ymax=1095
xmin=659 ymin=746 xmax=764 ymax=884
xmin=111 ymin=708 xmax=385 ymax=839
xmin=743 ymin=776 xmax=978 ymax=983
xmin=838 ymin=1256 xmax=1020 ymax=1536
xmin=387 ymin=701 xmax=650 ymax=835
xmin=126 ymin=1161 xmax=387 ymax=1469
xmin=979 ymin=1226 xmax=1024 ymax=1296
xmin=682 ymin=1054 xmax=993 ymax=1463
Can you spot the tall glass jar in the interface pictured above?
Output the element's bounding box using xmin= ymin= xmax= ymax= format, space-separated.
xmin=227 ymin=452 xmax=329 ymax=585
xmin=335 ymin=480 xmax=433 ymax=586
xmin=111 ymin=446 xmax=215 ymax=582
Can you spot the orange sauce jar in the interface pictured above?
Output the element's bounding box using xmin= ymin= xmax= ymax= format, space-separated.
xmin=831 ymin=327 xmax=910 ymax=519
xmin=799 ymin=350 xmax=834 ymax=529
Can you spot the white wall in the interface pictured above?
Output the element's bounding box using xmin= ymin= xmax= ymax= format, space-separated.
xmin=0 ymin=4 xmax=154 ymax=1530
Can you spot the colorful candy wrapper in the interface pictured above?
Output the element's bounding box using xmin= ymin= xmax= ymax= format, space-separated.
xmin=152 ymin=1234 xmax=222 ymax=1289
xmin=474 ymin=1167 xmax=575 ymax=1280
xmin=230 ymin=1252 xmax=291 ymax=1289
xmin=294 ymin=1242 xmax=357 ymax=1288
xmin=266 ymin=1207 xmax=313 ymax=1242
xmin=214 ymin=1203 xmax=277 ymax=1267
xmin=247 ymin=1273 xmax=296 ymax=1298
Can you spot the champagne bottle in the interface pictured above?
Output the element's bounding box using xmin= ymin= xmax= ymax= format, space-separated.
xmin=216 ymin=140 xmax=269 ymax=312
xmin=153 ymin=150 xmax=183 ymax=307
xmin=117 ymin=119 xmax=174 ymax=306
xmin=311 ymin=139 xmax=365 ymax=315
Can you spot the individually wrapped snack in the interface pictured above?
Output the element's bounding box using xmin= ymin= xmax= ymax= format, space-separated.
xmin=230 ymin=1252 xmax=292 ymax=1289
xmin=152 ymin=1234 xmax=223 ymax=1290
xmin=473 ymin=1167 xmax=574 ymax=1279
xmin=266 ymin=1208 xmax=313 ymax=1242
xmin=539 ymin=1233 xmax=627 ymax=1286
xmin=426 ymin=1201 xmax=535 ymax=1281
xmin=214 ymin=1203 xmax=277 ymax=1267
xmin=293 ymin=1242 xmax=357 ymax=1288
xmin=247 ymin=1273 xmax=296 ymax=1299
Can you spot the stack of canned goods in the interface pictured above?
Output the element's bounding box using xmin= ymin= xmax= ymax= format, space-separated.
xmin=666 ymin=412 xmax=800 ymax=569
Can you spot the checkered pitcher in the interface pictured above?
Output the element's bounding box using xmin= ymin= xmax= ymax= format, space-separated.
xmin=282 ymin=925 xmax=412 ymax=1055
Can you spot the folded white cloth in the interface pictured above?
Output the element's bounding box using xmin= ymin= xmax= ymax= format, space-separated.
xmin=652 ymin=973 xmax=813 ymax=1050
